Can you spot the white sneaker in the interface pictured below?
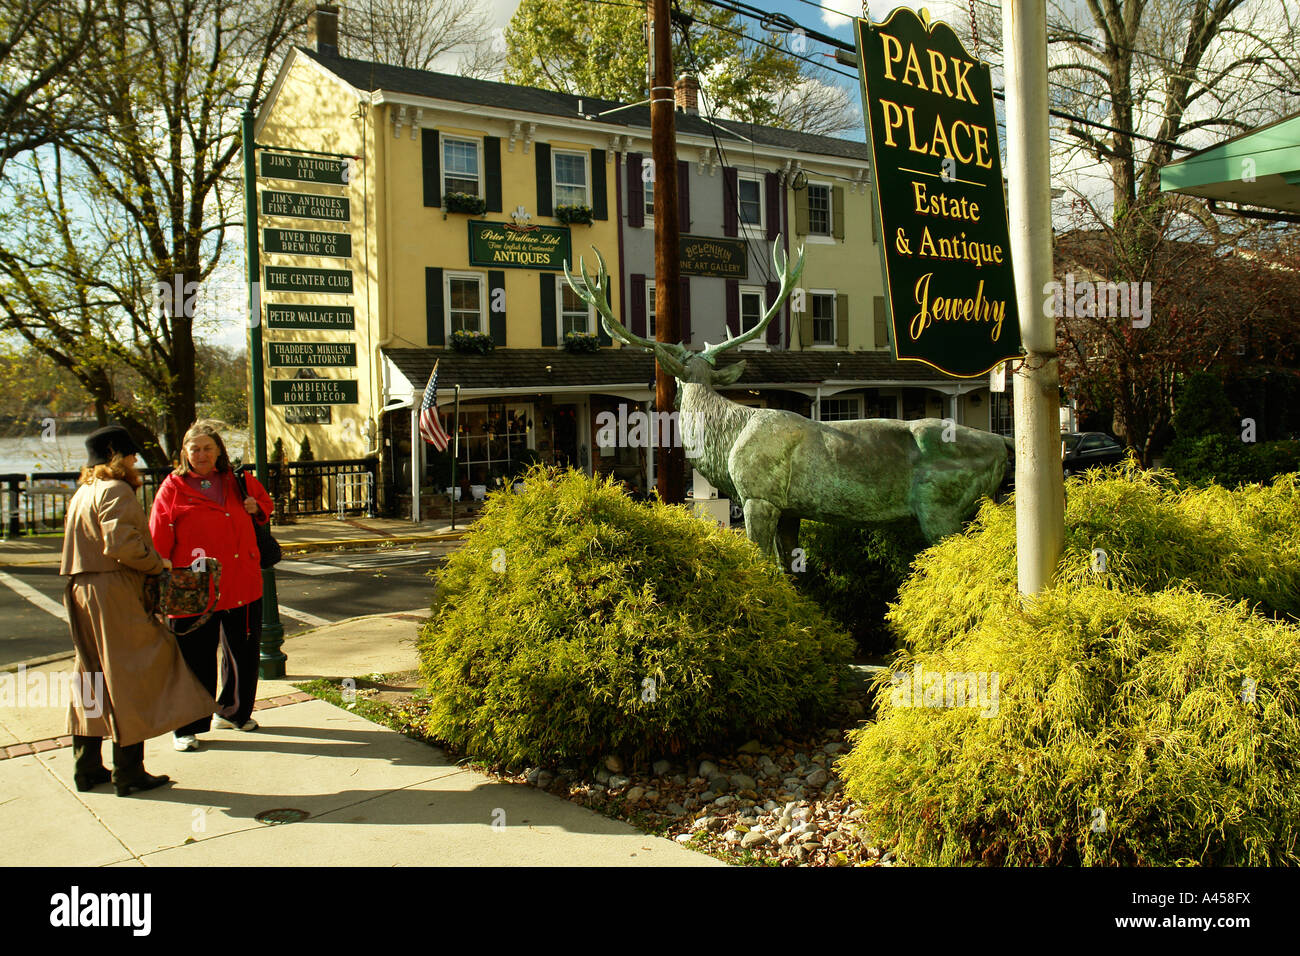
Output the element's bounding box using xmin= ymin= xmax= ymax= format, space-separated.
xmin=173 ymin=735 xmax=200 ymax=752
xmin=212 ymin=716 xmax=258 ymax=731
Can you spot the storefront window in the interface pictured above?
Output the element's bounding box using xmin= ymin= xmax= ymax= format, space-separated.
xmin=448 ymin=403 xmax=534 ymax=488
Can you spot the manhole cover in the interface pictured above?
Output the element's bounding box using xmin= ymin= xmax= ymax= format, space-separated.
xmin=255 ymin=808 xmax=310 ymax=825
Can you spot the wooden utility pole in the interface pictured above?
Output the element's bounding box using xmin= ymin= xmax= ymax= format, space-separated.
xmin=649 ymin=0 xmax=684 ymax=503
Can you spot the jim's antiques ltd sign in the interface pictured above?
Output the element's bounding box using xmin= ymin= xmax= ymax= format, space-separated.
xmin=679 ymin=235 xmax=748 ymax=279
xmin=468 ymin=220 xmax=571 ymax=269
xmin=259 ymin=152 xmax=350 ymax=185
xmin=855 ymin=7 xmax=1021 ymax=377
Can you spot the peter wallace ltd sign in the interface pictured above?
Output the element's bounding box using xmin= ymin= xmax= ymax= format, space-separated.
xmin=855 ymin=7 xmax=1021 ymax=377
xmin=468 ymin=220 xmax=571 ymax=270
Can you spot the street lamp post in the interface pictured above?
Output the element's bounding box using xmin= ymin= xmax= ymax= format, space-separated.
xmin=242 ymin=108 xmax=287 ymax=679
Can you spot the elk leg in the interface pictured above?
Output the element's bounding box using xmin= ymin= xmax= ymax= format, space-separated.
xmin=743 ymin=498 xmax=782 ymax=565
xmin=776 ymin=515 xmax=801 ymax=574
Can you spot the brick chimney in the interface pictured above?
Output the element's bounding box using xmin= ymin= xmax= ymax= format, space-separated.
xmin=309 ymin=4 xmax=339 ymax=56
xmin=675 ymin=74 xmax=699 ymax=114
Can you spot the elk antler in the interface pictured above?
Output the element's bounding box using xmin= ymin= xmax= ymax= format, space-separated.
xmin=563 ymin=247 xmax=660 ymax=351
xmin=700 ymin=238 xmax=805 ymax=364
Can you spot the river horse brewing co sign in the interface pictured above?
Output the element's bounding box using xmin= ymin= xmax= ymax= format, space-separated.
xmin=856 ymin=8 xmax=1021 ymax=377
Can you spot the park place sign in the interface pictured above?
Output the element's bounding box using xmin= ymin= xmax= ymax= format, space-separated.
xmin=855 ymin=7 xmax=1021 ymax=377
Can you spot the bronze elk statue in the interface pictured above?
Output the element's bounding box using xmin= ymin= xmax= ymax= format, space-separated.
xmin=564 ymin=240 xmax=1013 ymax=570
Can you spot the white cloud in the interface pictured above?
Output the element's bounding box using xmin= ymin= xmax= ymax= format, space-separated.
xmin=824 ymin=2 xmax=968 ymax=31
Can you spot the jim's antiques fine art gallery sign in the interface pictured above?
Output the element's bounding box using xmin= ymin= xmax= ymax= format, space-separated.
xmin=468 ymin=220 xmax=572 ymax=269
xmin=856 ymin=7 xmax=1021 ymax=377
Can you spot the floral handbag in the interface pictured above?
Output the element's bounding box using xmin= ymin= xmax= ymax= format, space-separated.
xmin=146 ymin=558 xmax=222 ymax=635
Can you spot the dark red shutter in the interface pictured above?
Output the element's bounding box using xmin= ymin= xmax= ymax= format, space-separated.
xmin=765 ymin=172 xmax=780 ymax=241
xmin=679 ymin=277 xmax=691 ymax=344
xmin=765 ymin=280 xmax=780 ymax=345
xmin=627 ymin=154 xmax=644 ymax=228
xmin=725 ymin=279 xmax=739 ymax=335
xmin=677 ymin=160 xmax=691 ymax=231
xmin=631 ymin=273 xmax=647 ymax=338
xmin=723 ymin=168 xmax=737 ymax=237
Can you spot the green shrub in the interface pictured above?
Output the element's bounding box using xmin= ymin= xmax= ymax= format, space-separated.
xmin=1172 ymin=371 xmax=1237 ymax=439
xmin=837 ymin=585 xmax=1300 ymax=866
xmin=795 ymin=519 xmax=927 ymax=656
xmin=1165 ymin=434 xmax=1300 ymax=487
xmin=890 ymin=468 xmax=1300 ymax=654
xmin=417 ymin=467 xmax=854 ymax=769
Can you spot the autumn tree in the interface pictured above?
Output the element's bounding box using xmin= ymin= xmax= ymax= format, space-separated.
xmin=0 ymin=0 xmax=311 ymax=465
xmin=503 ymin=0 xmax=859 ymax=135
xmin=964 ymin=0 xmax=1300 ymax=462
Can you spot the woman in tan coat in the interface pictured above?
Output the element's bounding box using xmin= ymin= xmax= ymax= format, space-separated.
xmin=62 ymin=426 xmax=216 ymax=796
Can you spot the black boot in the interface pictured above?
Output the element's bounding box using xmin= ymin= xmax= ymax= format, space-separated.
xmin=72 ymin=735 xmax=112 ymax=792
xmin=111 ymin=741 xmax=171 ymax=797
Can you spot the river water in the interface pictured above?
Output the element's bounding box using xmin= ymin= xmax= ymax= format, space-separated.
xmin=0 ymin=429 xmax=251 ymax=478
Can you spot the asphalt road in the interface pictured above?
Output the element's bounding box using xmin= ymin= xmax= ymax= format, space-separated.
xmin=0 ymin=544 xmax=458 ymax=668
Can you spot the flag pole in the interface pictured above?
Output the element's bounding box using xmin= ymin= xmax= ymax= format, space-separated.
xmin=450 ymin=384 xmax=461 ymax=531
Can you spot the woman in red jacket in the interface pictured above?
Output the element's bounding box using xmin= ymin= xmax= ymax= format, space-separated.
xmin=150 ymin=420 xmax=274 ymax=752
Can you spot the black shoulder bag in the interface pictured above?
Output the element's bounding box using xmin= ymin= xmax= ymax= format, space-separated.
xmin=235 ymin=466 xmax=282 ymax=568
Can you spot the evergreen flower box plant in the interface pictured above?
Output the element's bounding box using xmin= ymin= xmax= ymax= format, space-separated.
xmin=562 ymin=331 xmax=599 ymax=353
xmin=554 ymin=204 xmax=594 ymax=225
xmin=444 ymin=191 xmax=486 ymax=215
xmin=450 ymin=329 xmax=493 ymax=353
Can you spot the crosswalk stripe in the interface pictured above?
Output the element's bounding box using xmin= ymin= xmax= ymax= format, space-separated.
xmin=277 ymin=604 xmax=331 ymax=628
xmin=0 ymin=570 xmax=68 ymax=623
xmin=275 ymin=559 xmax=348 ymax=576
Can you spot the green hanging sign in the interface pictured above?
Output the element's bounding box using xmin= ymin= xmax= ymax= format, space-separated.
xmin=855 ymin=8 xmax=1021 ymax=378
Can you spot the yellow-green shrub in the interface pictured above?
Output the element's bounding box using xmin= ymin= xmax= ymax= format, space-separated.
xmin=417 ymin=467 xmax=854 ymax=768
xmin=891 ymin=468 xmax=1300 ymax=653
xmin=838 ymin=585 xmax=1300 ymax=866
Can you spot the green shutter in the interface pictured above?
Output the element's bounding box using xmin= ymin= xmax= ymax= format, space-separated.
xmin=591 ymin=149 xmax=607 ymax=220
xmin=832 ymin=187 xmax=845 ymax=240
xmin=836 ymin=294 xmax=849 ymax=347
xmin=488 ymin=270 xmax=506 ymax=346
xmin=795 ymin=189 xmax=809 ymax=235
xmin=485 ymin=137 xmax=502 ymax=212
xmin=874 ymin=295 xmax=887 ymax=349
xmin=540 ymin=272 xmax=556 ymax=346
xmin=535 ymin=143 xmax=552 ymax=217
xmin=422 ymin=129 xmax=440 ymax=207
xmin=426 ymin=267 xmax=444 ymax=345
xmin=799 ymin=308 xmax=814 ymax=348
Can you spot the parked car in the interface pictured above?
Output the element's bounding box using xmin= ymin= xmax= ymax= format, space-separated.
xmin=1061 ymin=432 xmax=1126 ymax=476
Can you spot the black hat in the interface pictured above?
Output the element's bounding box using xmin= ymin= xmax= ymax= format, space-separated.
xmin=85 ymin=426 xmax=144 ymax=467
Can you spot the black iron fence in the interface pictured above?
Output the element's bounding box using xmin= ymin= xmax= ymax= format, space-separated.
xmin=1 ymin=459 xmax=376 ymax=538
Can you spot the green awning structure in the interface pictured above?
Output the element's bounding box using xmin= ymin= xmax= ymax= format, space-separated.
xmin=1160 ymin=112 xmax=1300 ymax=213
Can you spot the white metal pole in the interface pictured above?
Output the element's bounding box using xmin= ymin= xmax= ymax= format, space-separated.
xmin=1002 ymin=0 xmax=1064 ymax=594
xmin=410 ymin=404 xmax=420 ymax=523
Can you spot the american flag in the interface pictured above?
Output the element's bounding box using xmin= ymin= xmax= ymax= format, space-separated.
xmin=418 ymin=361 xmax=451 ymax=451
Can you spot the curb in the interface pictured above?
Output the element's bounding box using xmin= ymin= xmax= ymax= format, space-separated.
xmin=282 ymin=607 xmax=429 ymax=638
xmin=2 ymin=651 xmax=76 ymax=674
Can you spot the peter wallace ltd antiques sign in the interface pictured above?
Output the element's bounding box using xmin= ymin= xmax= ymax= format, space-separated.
xmin=679 ymin=235 xmax=748 ymax=279
xmin=855 ymin=7 xmax=1021 ymax=377
xmin=468 ymin=220 xmax=571 ymax=270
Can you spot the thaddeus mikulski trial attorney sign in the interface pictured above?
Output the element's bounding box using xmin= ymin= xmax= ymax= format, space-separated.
xmin=855 ymin=8 xmax=1021 ymax=377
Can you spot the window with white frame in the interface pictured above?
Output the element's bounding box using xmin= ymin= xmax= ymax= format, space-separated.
xmin=820 ymin=396 xmax=861 ymax=421
xmin=644 ymin=168 xmax=655 ymax=219
xmin=737 ymin=175 xmax=763 ymax=230
xmin=443 ymin=137 xmax=481 ymax=197
xmin=446 ymin=273 xmax=484 ymax=335
xmin=807 ymin=183 xmax=831 ymax=236
xmin=647 ymin=280 xmax=656 ymax=337
xmin=553 ymin=150 xmax=589 ymax=207
xmin=811 ymin=292 xmax=835 ymax=345
xmin=739 ymin=286 xmax=766 ymax=345
xmin=557 ymin=277 xmax=593 ymax=339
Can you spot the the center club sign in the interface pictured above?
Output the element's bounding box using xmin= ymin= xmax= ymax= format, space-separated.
xmin=856 ymin=8 xmax=1020 ymax=377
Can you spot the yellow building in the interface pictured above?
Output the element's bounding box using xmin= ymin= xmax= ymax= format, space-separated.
xmin=253 ymin=8 xmax=1004 ymax=516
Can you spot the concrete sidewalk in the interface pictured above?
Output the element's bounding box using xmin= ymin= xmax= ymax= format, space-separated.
xmin=0 ymin=515 xmax=475 ymax=567
xmin=0 ymin=610 xmax=719 ymax=867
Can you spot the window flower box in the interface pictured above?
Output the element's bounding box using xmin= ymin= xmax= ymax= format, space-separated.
xmin=562 ymin=331 xmax=600 ymax=353
xmin=554 ymin=204 xmax=594 ymax=225
xmin=444 ymin=191 xmax=486 ymax=215
xmin=450 ymin=329 xmax=494 ymax=353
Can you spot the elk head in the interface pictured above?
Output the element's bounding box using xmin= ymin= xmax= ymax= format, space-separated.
xmin=563 ymin=238 xmax=805 ymax=390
